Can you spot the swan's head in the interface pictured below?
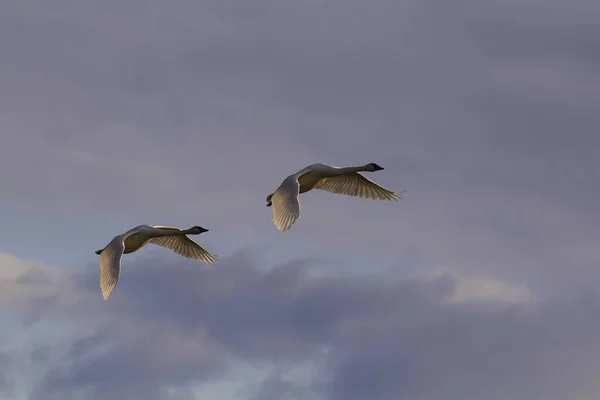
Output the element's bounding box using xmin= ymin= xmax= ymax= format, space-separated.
xmin=266 ymin=194 xmax=273 ymax=207
xmin=190 ymin=226 xmax=209 ymax=234
xmin=368 ymin=163 xmax=384 ymax=171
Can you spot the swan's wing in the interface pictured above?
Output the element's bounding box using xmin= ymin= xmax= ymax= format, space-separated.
xmin=99 ymin=236 xmax=125 ymax=300
xmin=148 ymin=235 xmax=216 ymax=263
xmin=314 ymin=172 xmax=403 ymax=201
xmin=271 ymin=175 xmax=301 ymax=232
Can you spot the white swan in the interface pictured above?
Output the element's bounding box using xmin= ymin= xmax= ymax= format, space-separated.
xmin=94 ymin=225 xmax=216 ymax=300
xmin=266 ymin=162 xmax=404 ymax=231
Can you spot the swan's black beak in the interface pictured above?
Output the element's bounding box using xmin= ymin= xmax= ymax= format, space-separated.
xmin=372 ymin=163 xmax=384 ymax=171
xmin=95 ymin=249 xmax=103 ymax=255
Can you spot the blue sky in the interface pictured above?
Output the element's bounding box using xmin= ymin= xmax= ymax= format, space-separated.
xmin=1 ymin=0 xmax=600 ymax=399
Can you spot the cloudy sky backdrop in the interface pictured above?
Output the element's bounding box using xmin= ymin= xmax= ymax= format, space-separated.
xmin=1 ymin=0 xmax=599 ymax=399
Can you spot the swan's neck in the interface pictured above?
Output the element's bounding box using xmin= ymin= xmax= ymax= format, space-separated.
xmin=162 ymin=229 xmax=189 ymax=236
xmin=334 ymin=164 xmax=371 ymax=175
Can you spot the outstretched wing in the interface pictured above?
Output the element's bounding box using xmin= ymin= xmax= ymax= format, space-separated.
xmin=99 ymin=236 xmax=125 ymax=300
xmin=314 ymin=172 xmax=402 ymax=201
xmin=148 ymin=227 xmax=216 ymax=263
xmin=271 ymin=175 xmax=301 ymax=232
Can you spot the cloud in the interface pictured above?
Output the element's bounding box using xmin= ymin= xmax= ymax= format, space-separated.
xmin=0 ymin=0 xmax=599 ymax=398
xmin=0 ymin=252 xmax=62 ymax=308
xmin=422 ymin=266 xmax=536 ymax=306
xmin=35 ymin=323 xmax=229 ymax=400
xmin=0 ymin=251 xmax=597 ymax=399
xmin=0 ymin=352 xmax=14 ymax=396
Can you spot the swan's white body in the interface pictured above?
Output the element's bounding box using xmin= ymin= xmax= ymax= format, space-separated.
xmin=267 ymin=162 xmax=404 ymax=231
xmin=95 ymin=225 xmax=216 ymax=300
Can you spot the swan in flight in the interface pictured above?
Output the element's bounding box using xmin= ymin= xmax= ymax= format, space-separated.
xmin=95 ymin=225 xmax=216 ymax=299
xmin=266 ymin=162 xmax=404 ymax=231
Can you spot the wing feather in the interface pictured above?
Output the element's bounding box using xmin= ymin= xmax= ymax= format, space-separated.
xmin=271 ymin=175 xmax=301 ymax=231
xmin=148 ymin=235 xmax=216 ymax=264
xmin=99 ymin=236 xmax=125 ymax=300
xmin=314 ymin=173 xmax=403 ymax=201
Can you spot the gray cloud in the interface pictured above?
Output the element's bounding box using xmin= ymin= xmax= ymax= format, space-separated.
xmin=64 ymin=251 xmax=410 ymax=362
xmin=1 ymin=252 xmax=594 ymax=399
xmin=1 ymin=0 xmax=599 ymax=398
xmin=327 ymin=295 xmax=600 ymax=400
xmin=0 ymin=352 xmax=13 ymax=396
xmin=35 ymin=324 xmax=228 ymax=400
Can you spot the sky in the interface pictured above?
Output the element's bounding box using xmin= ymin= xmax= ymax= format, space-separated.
xmin=0 ymin=0 xmax=599 ymax=398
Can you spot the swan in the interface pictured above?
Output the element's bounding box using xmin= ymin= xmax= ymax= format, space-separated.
xmin=266 ymin=162 xmax=404 ymax=231
xmin=94 ymin=225 xmax=216 ymax=300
